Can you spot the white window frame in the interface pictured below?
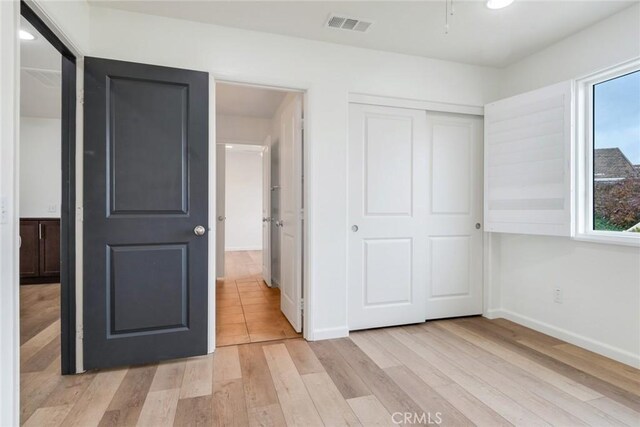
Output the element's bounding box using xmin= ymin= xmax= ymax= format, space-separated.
xmin=574 ymin=58 xmax=640 ymax=247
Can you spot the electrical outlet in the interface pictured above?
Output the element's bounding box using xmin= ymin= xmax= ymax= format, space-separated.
xmin=47 ymin=203 xmax=58 ymax=213
xmin=554 ymin=287 xmax=563 ymax=304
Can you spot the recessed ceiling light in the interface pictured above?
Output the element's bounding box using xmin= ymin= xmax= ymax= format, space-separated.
xmin=19 ymin=29 xmax=35 ymax=40
xmin=486 ymin=0 xmax=514 ymax=9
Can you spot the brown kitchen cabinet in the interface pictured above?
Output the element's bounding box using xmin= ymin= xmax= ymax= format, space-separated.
xmin=20 ymin=218 xmax=60 ymax=284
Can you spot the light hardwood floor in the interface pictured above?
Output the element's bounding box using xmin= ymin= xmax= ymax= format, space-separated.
xmin=21 ymin=286 xmax=640 ymax=425
xmin=217 ymin=251 xmax=301 ymax=346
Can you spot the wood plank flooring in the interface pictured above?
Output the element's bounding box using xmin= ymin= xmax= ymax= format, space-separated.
xmin=21 ymin=288 xmax=640 ymax=425
xmin=217 ymin=251 xmax=301 ymax=346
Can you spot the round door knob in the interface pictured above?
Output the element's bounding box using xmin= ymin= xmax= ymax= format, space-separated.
xmin=218 ymin=216 xmax=225 ymax=221
xmin=351 ymin=225 xmax=359 ymax=232
xmin=475 ymin=223 xmax=481 ymax=230
xmin=194 ymin=225 xmax=206 ymax=236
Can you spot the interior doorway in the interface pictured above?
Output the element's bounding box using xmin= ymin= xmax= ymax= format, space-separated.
xmin=18 ymin=0 xmax=77 ymax=387
xmin=215 ymin=82 xmax=304 ymax=346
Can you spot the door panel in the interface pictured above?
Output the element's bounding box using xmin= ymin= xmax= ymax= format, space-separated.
xmin=431 ymin=124 xmax=471 ymax=214
xmin=348 ymin=104 xmax=428 ymax=330
xmin=364 ymin=115 xmax=413 ymax=216
xmin=39 ymin=220 xmax=60 ymax=276
xmin=84 ymin=57 xmax=208 ymax=369
xmin=425 ymin=114 xmax=483 ymax=319
xmin=262 ymin=141 xmax=272 ymax=286
xmin=279 ymin=96 xmax=303 ymax=332
xmin=216 ymin=144 xmax=225 ymax=278
xmin=363 ymin=238 xmax=412 ymax=305
xmin=108 ymin=78 xmax=188 ymax=215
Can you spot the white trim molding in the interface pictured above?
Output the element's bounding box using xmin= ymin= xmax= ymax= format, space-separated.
xmin=208 ymin=75 xmax=217 ymax=354
xmin=0 ymin=1 xmax=21 ymax=425
xmin=349 ymin=93 xmax=484 ymax=116
xmin=574 ymin=58 xmax=640 ymax=248
xmin=490 ymin=309 xmax=640 ymax=368
xmin=310 ymin=326 xmax=349 ymax=341
xmin=225 ymin=246 xmax=263 ymax=252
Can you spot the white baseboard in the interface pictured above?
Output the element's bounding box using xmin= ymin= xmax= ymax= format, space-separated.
xmin=225 ymin=246 xmax=262 ymax=251
xmin=309 ymin=326 xmax=349 ymax=341
xmin=487 ymin=309 xmax=640 ymax=368
xmin=483 ymin=309 xmax=503 ymax=320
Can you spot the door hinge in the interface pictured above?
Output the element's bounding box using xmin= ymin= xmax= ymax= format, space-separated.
xmin=300 ymin=298 xmax=304 ymax=311
xmin=77 ymin=89 xmax=84 ymax=105
xmin=76 ymin=324 xmax=83 ymax=342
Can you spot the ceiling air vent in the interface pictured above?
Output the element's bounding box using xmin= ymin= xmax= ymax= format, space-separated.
xmin=326 ymin=14 xmax=373 ymax=33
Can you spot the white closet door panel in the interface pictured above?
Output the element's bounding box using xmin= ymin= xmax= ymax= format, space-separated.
xmin=363 ymin=238 xmax=412 ymax=305
xmin=364 ymin=115 xmax=413 ymax=216
xmin=425 ymin=114 xmax=484 ymax=320
xmin=348 ymin=104 xmax=428 ymax=330
xmin=430 ymin=236 xmax=471 ymax=297
xmin=431 ymin=123 xmax=471 ymax=214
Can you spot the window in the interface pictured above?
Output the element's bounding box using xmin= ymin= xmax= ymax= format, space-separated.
xmin=576 ymin=61 xmax=640 ymax=246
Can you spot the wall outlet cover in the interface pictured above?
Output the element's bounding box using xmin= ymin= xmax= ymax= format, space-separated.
xmin=554 ymin=287 xmax=563 ymax=304
xmin=0 ymin=196 xmax=7 ymax=224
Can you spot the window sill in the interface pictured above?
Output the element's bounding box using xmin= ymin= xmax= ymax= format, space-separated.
xmin=572 ymin=232 xmax=640 ymax=248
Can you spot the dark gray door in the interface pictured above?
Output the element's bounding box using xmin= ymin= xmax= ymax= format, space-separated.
xmin=83 ymin=57 xmax=208 ymax=370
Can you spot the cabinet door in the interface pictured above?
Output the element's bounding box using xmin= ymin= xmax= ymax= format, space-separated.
xmin=20 ymin=220 xmax=39 ymax=278
xmin=39 ymin=220 xmax=60 ymax=277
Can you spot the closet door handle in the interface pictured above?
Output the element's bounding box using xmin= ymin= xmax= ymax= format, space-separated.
xmin=39 ymin=223 xmax=43 ymax=240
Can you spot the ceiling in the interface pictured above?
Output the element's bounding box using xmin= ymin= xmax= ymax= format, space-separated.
xmin=90 ymin=0 xmax=637 ymax=67
xmin=20 ymin=16 xmax=61 ymax=119
xmin=216 ymin=83 xmax=288 ymax=118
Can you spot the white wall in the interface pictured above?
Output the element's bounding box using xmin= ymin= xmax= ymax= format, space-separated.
xmin=19 ymin=117 xmax=61 ymax=218
xmin=83 ymin=5 xmax=500 ymax=339
xmin=489 ymin=4 xmax=640 ymax=367
xmin=216 ymin=114 xmax=270 ymax=144
xmin=225 ymin=149 xmax=263 ymax=251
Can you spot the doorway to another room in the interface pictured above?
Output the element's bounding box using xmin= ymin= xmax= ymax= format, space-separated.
xmin=215 ymin=82 xmax=304 ymax=346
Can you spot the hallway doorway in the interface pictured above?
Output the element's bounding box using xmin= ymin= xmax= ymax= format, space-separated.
xmin=216 ymin=250 xmax=301 ymax=346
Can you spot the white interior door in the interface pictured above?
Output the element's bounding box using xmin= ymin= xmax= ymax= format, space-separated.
xmin=279 ymin=95 xmax=303 ymax=332
xmin=262 ymin=139 xmax=272 ymax=286
xmin=348 ymin=104 xmax=429 ymax=330
xmin=425 ymin=113 xmax=483 ymax=319
xmin=216 ymin=144 xmax=226 ymax=278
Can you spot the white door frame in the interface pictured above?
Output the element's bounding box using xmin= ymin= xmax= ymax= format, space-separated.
xmin=213 ymin=80 xmax=308 ymax=341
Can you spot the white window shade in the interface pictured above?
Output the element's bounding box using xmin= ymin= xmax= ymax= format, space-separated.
xmin=484 ymin=81 xmax=573 ymax=236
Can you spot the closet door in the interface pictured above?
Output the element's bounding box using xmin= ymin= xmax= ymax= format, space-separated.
xmin=424 ymin=113 xmax=484 ymax=319
xmin=348 ymin=104 xmax=428 ymax=330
